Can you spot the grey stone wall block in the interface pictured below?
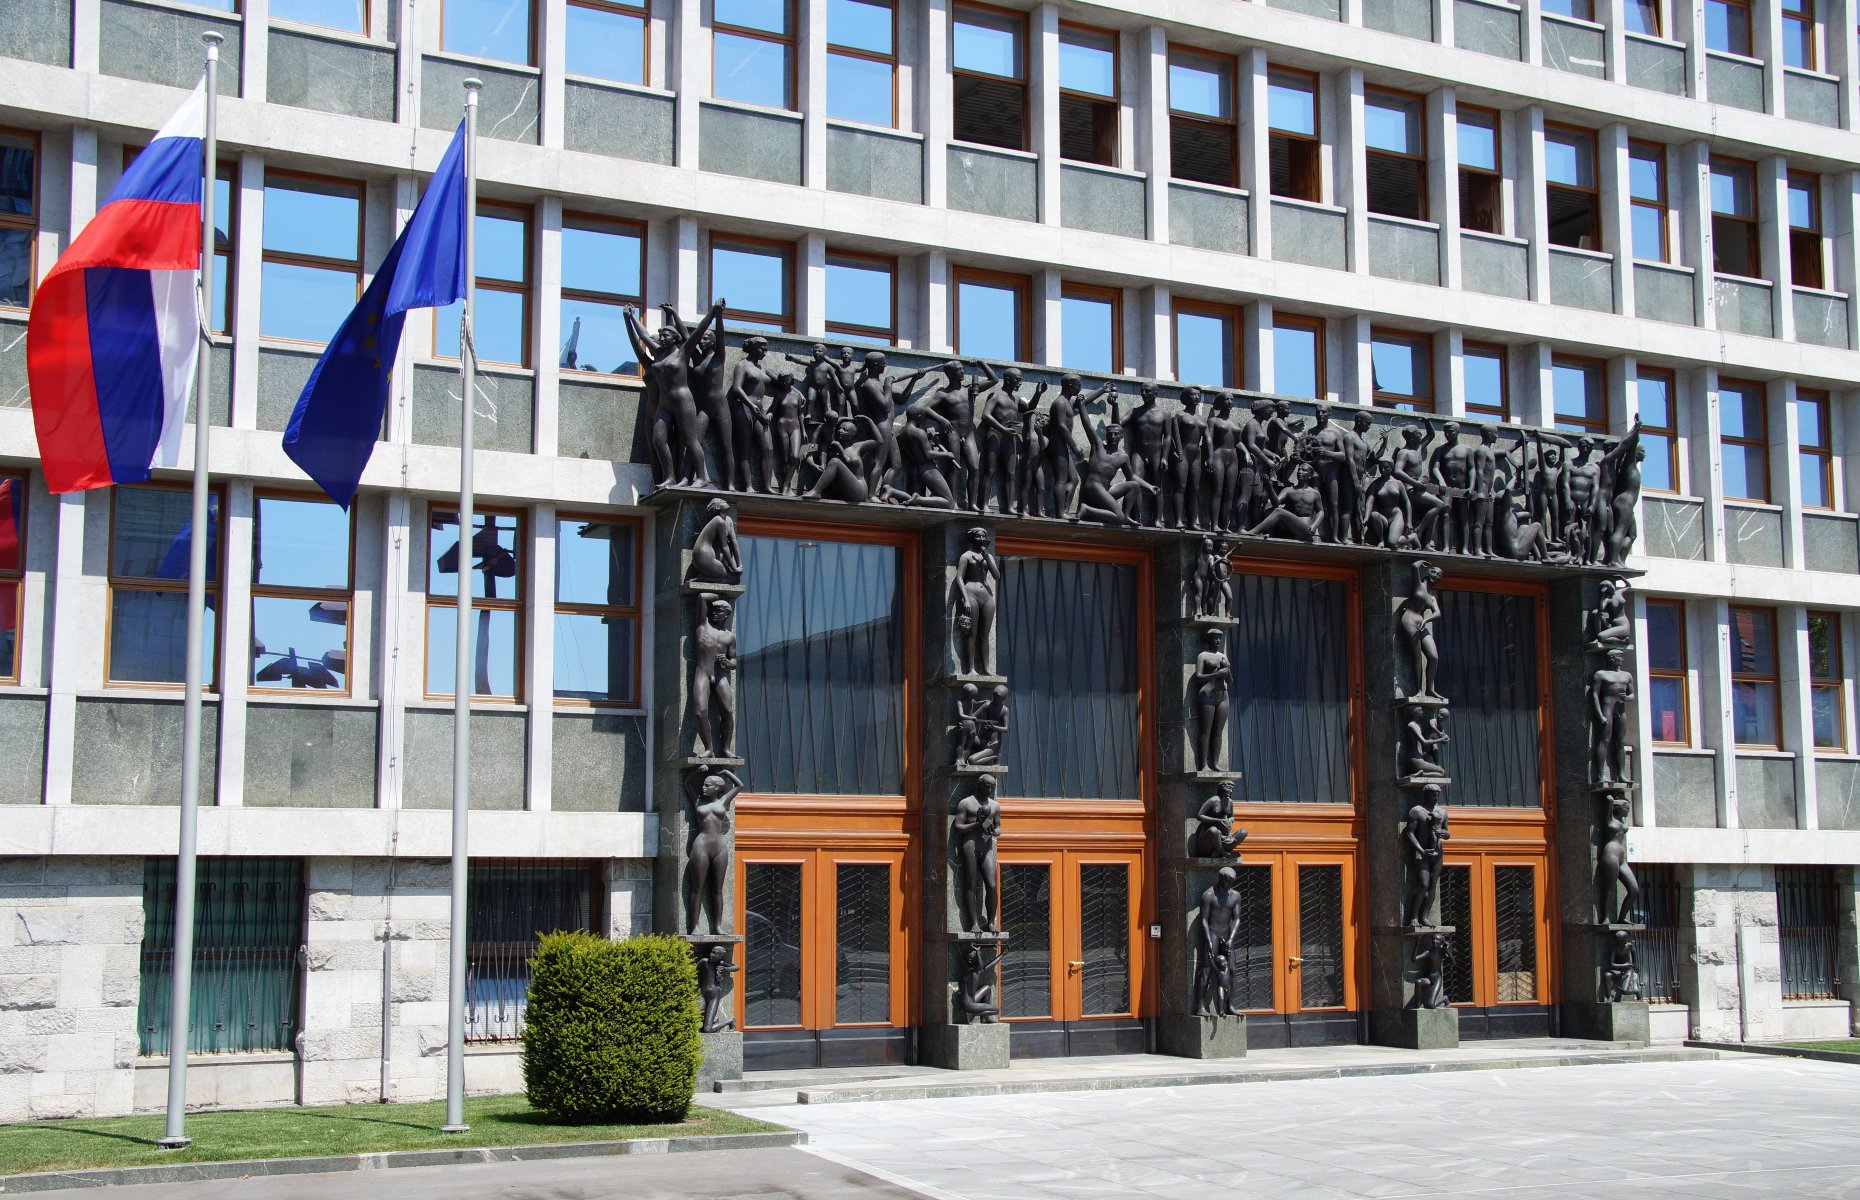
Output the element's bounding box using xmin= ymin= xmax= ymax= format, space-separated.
xmin=422 ymin=57 xmax=538 ymax=144
xmin=1724 ymin=504 xmax=1784 ymax=567
xmin=1550 ymin=248 xmax=1615 ymax=313
xmin=0 ymin=974 xmax=56 ymax=1009
xmin=558 ymin=378 xmax=645 ymax=462
xmin=0 ymin=694 xmax=47 ymax=804
xmin=1816 ymin=760 xmax=1860 ymax=830
xmin=256 ymin=345 xmax=327 ymax=434
xmin=1542 ymin=17 xmax=1607 ymax=77
xmin=401 ymin=709 xmax=527 ymax=809
xmin=1714 ymin=277 xmax=1774 ymax=338
xmin=100 ymin=0 xmax=241 ymax=93
xmin=1785 ymin=70 xmax=1841 ymax=127
xmin=1368 ymin=217 xmax=1440 ymax=286
xmin=0 ymin=0 xmax=70 ymax=68
xmin=184 ymin=344 xmax=233 ymax=428
xmin=412 ymin=363 xmax=534 ymax=453
xmin=1060 ymin=164 xmax=1146 ymax=240
xmin=947 ymin=145 xmax=1038 ymax=223
xmin=1626 ymin=36 xmax=1687 ymax=94
xmin=1634 ymin=263 xmax=1696 ymax=325
xmin=565 ymin=82 xmax=675 ymax=165
xmin=1462 ymin=234 xmax=1529 ymax=299
xmin=1803 ymin=513 xmax=1859 ymax=574
xmin=1363 ymin=0 xmax=1433 ymax=37
xmin=244 ymin=703 xmax=379 ymax=808
xmin=268 ymin=28 xmax=395 ymax=122
xmin=1273 ymin=201 xmax=1348 ymax=271
xmin=1793 ymin=290 xmax=1849 ymax=349
xmin=1168 ymin=184 xmax=1249 ymax=255
xmin=552 ymin=712 xmax=649 ymax=811
xmin=1642 ymin=496 xmax=1706 ymax=560
xmin=0 ymin=315 xmax=28 ymax=411
xmin=698 ymin=103 xmax=803 ymax=186
xmin=1268 ymin=0 xmax=1342 ymax=17
xmin=1455 ymin=0 xmax=1522 ymax=58
xmin=71 ymin=698 xmax=220 ymax=806
xmin=1707 ymin=53 xmax=1766 ymax=112
xmin=827 ymin=125 xmax=925 ymax=205
xmin=16 ymin=909 xmax=79 ymax=945
xmin=1735 ymin=755 xmax=1797 ymax=829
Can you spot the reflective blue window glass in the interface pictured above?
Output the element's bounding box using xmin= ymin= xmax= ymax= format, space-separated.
xmin=1061 ymin=292 xmax=1116 ymax=376
xmin=443 ymin=0 xmax=532 ymax=63
xmin=1436 ymin=588 xmax=1542 ymax=807
xmin=109 ymin=486 xmax=222 ymax=687
xmin=271 ymin=0 xmax=366 ymax=32
xmin=711 ymin=239 xmax=792 ymax=330
xmin=955 ymin=276 xmax=1023 ymax=361
xmin=564 ymin=2 xmax=646 ymax=83
xmin=826 ymin=255 xmax=893 ymax=338
xmin=829 ymin=0 xmax=891 ymax=51
xmin=1175 ymin=307 xmax=1234 ymax=387
xmin=1273 ymin=319 xmax=1321 ymax=400
xmin=1232 ymin=572 xmax=1351 ymax=803
xmin=260 ymin=176 xmax=361 ymax=344
xmin=554 ymin=516 xmax=639 ymax=704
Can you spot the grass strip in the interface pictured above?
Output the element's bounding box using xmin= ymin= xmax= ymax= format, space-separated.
xmin=1777 ymin=1039 xmax=1860 ymax=1055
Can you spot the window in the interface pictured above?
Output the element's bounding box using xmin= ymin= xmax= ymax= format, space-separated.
xmin=1782 ymin=0 xmax=1818 ymax=68
xmin=1456 ymin=107 xmax=1501 ymax=235
xmin=559 ymin=215 xmax=643 ymax=376
xmin=1550 ymin=356 xmax=1605 ymax=434
xmin=1796 ymin=389 xmax=1833 ymax=509
xmin=1267 ymin=69 xmax=1321 ymax=202
xmin=272 ymin=0 xmax=366 ymax=32
xmin=713 ymin=0 xmax=795 ymax=110
xmin=566 ymin=0 xmax=647 ymax=85
xmin=953 ymin=4 xmax=1027 ymax=151
xmin=1705 ymin=0 xmax=1752 ymax=55
xmin=1544 ymin=126 xmax=1599 ymax=250
xmin=825 ymin=251 xmax=896 ymax=343
xmin=1778 ymin=867 xmax=1841 ymax=1000
xmin=1730 ymin=605 xmax=1780 ymax=747
xmin=1231 ymin=570 xmax=1354 ymax=804
xmin=1645 ymin=599 xmax=1688 ymax=744
xmin=1710 ymin=160 xmax=1759 ymax=278
xmin=465 ymin=860 xmax=601 ymax=1041
xmin=1370 ymin=329 xmax=1432 ymax=412
xmin=426 ymin=508 xmax=524 ymax=700
xmin=555 ymin=514 xmax=641 ymax=706
xmin=1273 ymin=314 xmax=1324 ymax=400
xmin=251 ymin=494 xmax=352 ymax=693
xmin=108 ymin=484 xmax=221 ymax=687
xmin=1463 ymin=343 xmax=1508 ymax=419
xmin=1810 ymin=612 xmax=1844 ymax=750
xmin=0 ymin=130 xmax=35 ymax=309
xmin=1625 ymin=0 xmax=1662 ymax=34
xmin=137 ymin=858 xmax=303 ymax=1055
xmin=0 ymin=473 xmax=21 ymax=683
xmin=260 ymin=173 xmax=361 ymax=345
xmin=1364 ymin=89 xmax=1426 ymax=221
xmin=1058 ymin=24 xmax=1118 ymax=166
xmin=1718 ymin=379 xmax=1768 ymax=502
xmin=1437 ymin=587 xmax=1543 ymax=807
xmin=1636 ymin=367 xmax=1679 ymax=492
xmin=1173 ymin=300 xmax=1239 ymax=387
xmin=710 ymin=235 xmax=794 ymax=332
xmin=434 ymin=203 xmax=531 ymax=366
xmin=1788 ymin=174 xmax=1824 ymax=290
xmin=827 ymin=0 xmax=896 ymax=126
xmin=1541 ymin=0 xmax=1593 ymax=17
xmin=443 ymin=0 xmax=532 ymax=63
xmin=1168 ymin=47 xmax=1236 ymax=189
xmin=1061 ymin=283 xmax=1121 ymax=376
xmin=953 ymin=267 xmax=1029 ymax=362
xmin=1628 ymin=142 xmax=1669 ymax=263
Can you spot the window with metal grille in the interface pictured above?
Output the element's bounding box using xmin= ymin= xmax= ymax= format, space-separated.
xmin=834 ymin=864 xmax=891 ymax=1025
xmin=1079 ymin=865 xmax=1131 ymax=1015
xmin=138 ymin=857 xmax=304 ymax=1056
xmin=464 ymin=859 xmax=601 ymax=1042
xmin=1635 ymin=864 xmax=1684 ymax=1004
xmin=1436 ymin=588 xmax=1542 ymax=808
xmin=1778 ymin=867 xmax=1842 ymax=1000
xmin=744 ymin=862 xmax=804 ymax=1027
xmin=999 ymin=864 xmax=1052 ymax=1018
xmin=1298 ymin=865 xmax=1345 ymax=1009
xmin=1440 ymin=865 xmax=1475 ymax=1004
xmin=1234 ymin=864 xmax=1275 ymax=1011
xmin=1494 ymin=865 xmax=1538 ymax=1003
xmin=1230 ymin=572 xmax=1352 ymax=805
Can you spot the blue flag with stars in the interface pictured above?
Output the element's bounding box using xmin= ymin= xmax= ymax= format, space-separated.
xmin=282 ymin=122 xmax=468 ymax=508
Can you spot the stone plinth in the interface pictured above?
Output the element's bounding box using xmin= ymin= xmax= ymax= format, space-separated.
xmin=697 ymin=1029 xmax=744 ymax=1083
xmin=921 ymin=1020 xmax=1010 ymax=1070
xmin=1562 ymin=1000 xmax=1650 ymax=1045
xmin=1371 ymin=1005 xmax=1459 ymax=1049
xmin=1157 ymin=1013 xmax=1247 ymax=1059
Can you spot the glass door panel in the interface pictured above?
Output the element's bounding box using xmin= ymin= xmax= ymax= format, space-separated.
xmin=743 ymin=861 xmax=805 ymax=1028
xmin=1076 ymin=864 xmax=1131 ymax=1016
xmin=1233 ymin=863 xmax=1275 ymax=1012
xmin=834 ymin=863 xmax=892 ymax=1025
xmin=1493 ymin=865 xmax=1539 ymax=1003
xmin=1295 ymin=863 xmax=1347 ymax=1010
xmin=1000 ymin=862 xmax=1055 ymax=1019
xmin=1440 ymin=864 xmax=1476 ymax=1005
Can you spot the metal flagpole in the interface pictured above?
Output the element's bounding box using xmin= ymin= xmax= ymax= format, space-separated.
xmin=442 ymin=78 xmax=481 ymax=1136
xmin=159 ymin=29 xmax=222 ymax=1151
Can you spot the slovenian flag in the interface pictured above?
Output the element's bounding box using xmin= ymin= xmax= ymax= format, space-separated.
xmin=27 ymin=82 xmax=205 ymax=494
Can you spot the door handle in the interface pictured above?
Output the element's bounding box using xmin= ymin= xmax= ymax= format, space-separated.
xmin=1288 ymin=956 xmax=1304 ymax=968
xmin=1067 ymin=960 xmax=1084 ymax=974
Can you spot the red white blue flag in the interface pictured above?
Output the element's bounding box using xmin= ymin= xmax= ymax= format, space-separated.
xmin=28 ymin=82 xmax=205 ymax=494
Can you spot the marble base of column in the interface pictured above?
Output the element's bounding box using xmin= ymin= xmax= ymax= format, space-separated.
xmin=920 ymin=1021 xmax=1010 ymax=1070
xmin=1156 ymin=1012 xmax=1247 ymax=1059
xmin=697 ymin=1029 xmax=744 ymax=1083
xmin=1369 ymin=1005 xmax=1460 ymax=1050
xmin=1562 ymin=1000 xmax=1650 ymax=1045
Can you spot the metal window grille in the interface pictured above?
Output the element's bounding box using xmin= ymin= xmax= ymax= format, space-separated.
xmin=1000 ymin=864 xmax=1053 ymax=1019
xmin=1494 ymin=866 xmax=1539 ymax=1003
xmin=1234 ymin=865 xmax=1275 ymax=1012
xmin=138 ymin=857 xmax=305 ymax=1056
xmin=1298 ymin=865 xmax=1346 ymax=1009
xmin=1440 ymin=866 xmax=1475 ymax=1005
xmin=465 ymin=859 xmax=602 ymax=1042
xmin=1635 ymin=864 xmax=1684 ymax=1004
xmin=1778 ymin=866 xmax=1842 ymax=1001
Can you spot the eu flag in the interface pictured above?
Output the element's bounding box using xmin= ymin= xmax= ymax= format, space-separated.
xmin=281 ymin=123 xmax=469 ymax=508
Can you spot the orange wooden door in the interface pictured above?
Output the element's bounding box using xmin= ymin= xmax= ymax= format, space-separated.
xmin=998 ymin=848 xmax=1148 ymax=1025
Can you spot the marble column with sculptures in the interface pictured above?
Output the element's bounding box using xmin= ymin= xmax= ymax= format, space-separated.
xmin=919 ymin=523 xmax=1013 ymax=1069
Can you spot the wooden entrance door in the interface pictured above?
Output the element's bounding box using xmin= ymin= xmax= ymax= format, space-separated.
xmin=1437 ymin=849 xmax=1556 ymax=1038
xmin=997 ymin=847 xmax=1149 ymax=1056
xmin=1225 ymin=851 xmax=1362 ymax=1045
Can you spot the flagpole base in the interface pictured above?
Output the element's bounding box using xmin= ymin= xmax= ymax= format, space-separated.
xmin=440 ymin=1124 xmax=471 ymax=1134
xmin=157 ymin=1136 xmax=193 ymax=1150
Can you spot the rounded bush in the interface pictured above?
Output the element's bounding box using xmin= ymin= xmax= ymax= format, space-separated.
xmin=521 ymin=931 xmax=701 ymax=1123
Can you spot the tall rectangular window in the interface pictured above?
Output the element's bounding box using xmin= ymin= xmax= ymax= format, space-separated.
xmin=109 ymin=484 xmax=222 ymax=687
xmin=1437 ymin=587 xmax=1543 ymax=808
xmin=710 ymin=235 xmax=795 ymax=332
xmin=1730 ymin=605 xmax=1780 ymax=747
xmin=713 ymin=0 xmax=795 ymax=109
xmin=1718 ymin=379 xmax=1768 ymax=502
xmin=427 ymin=508 xmax=524 ymax=700
xmin=1628 ymin=141 xmax=1669 ymax=262
xmin=1705 ymin=0 xmax=1752 ymax=54
xmin=827 ymin=0 xmax=896 ymax=126
xmin=1457 ymin=107 xmax=1501 ymax=235
xmin=1173 ymin=300 xmax=1239 ymax=388
xmin=260 ymin=173 xmax=361 ymax=345
xmin=443 ymin=0 xmax=533 ymax=63
xmin=251 ymin=494 xmax=352 ymax=693
xmin=1710 ymin=159 xmax=1759 ymax=278
xmin=435 ymin=203 xmax=531 ymax=366
xmin=1364 ymin=88 xmax=1426 ymax=220
xmin=465 ymin=860 xmax=600 ymax=1041
xmin=559 ymin=215 xmax=643 ymax=376
xmin=1058 ymin=24 xmax=1118 ymax=166
xmin=1778 ymin=868 xmax=1841 ymax=1000
xmin=1267 ymin=68 xmax=1321 ymax=202
xmin=1646 ymin=599 xmax=1689 ymax=744
xmin=1544 ymin=126 xmax=1599 ymax=250
xmin=953 ymin=4 xmax=1027 ymax=151
xmin=1463 ymin=343 xmax=1508 ymax=419
xmin=1273 ymin=314 xmax=1324 ymax=400
xmin=1788 ymin=173 xmax=1824 ymax=290
xmin=825 ymin=251 xmax=896 ymax=343
xmin=1625 ymin=0 xmax=1662 ymax=34
xmin=1782 ymin=0 xmax=1818 ymax=67
xmin=565 ymin=0 xmax=647 ymax=84
xmin=1796 ymin=389 xmax=1833 ymax=509
xmin=1636 ymin=367 xmax=1679 ymax=492
xmin=1550 ymin=356 xmax=1606 ymax=434
xmin=0 ymin=130 xmax=36 ymax=309
xmin=1231 ymin=571 xmax=1353 ymax=804
xmin=1370 ymin=329 xmax=1432 ymax=412
xmin=0 ymin=473 xmax=22 ymax=683
xmin=1168 ymin=47 xmax=1236 ymax=189
xmin=1061 ymin=283 xmax=1121 ymax=376
xmin=554 ymin=514 xmax=642 ymax=706
xmin=1810 ymin=611 xmax=1844 ymax=751
xmin=953 ymin=267 xmax=1029 ymax=362
xmin=273 ymin=0 xmax=366 ymax=32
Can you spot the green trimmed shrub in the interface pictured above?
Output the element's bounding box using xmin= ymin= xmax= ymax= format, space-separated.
xmin=521 ymin=931 xmax=701 ymax=1123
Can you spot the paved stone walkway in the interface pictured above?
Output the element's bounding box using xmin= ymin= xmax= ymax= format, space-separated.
xmin=742 ymin=1055 xmax=1860 ymax=1199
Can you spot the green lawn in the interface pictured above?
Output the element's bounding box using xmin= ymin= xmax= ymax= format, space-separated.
xmin=1780 ymin=1039 xmax=1860 ymax=1055
xmin=0 ymin=1095 xmax=784 ymax=1178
